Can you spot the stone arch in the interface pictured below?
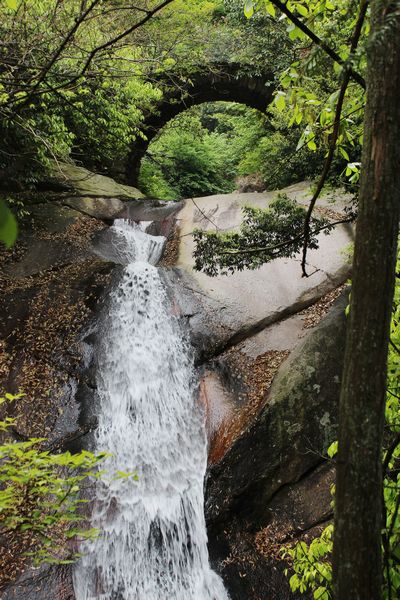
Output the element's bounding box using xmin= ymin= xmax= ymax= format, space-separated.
xmin=127 ymin=65 xmax=275 ymax=184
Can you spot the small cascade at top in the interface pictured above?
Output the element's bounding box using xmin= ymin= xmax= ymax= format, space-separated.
xmin=73 ymin=220 xmax=229 ymax=600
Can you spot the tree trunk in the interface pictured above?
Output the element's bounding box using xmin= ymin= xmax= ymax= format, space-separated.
xmin=332 ymin=2 xmax=400 ymax=599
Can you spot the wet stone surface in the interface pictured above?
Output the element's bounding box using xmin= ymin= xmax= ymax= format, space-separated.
xmin=1 ymin=173 xmax=350 ymax=600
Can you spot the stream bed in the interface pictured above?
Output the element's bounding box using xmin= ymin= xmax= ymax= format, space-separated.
xmin=73 ymin=220 xmax=229 ymax=600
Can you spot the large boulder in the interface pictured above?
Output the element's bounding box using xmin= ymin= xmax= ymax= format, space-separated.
xmin=174 ymin=182 xmax=354 ymax=353
xmin=206 ymin=294 xmax=346 ymax=526
xmin=45 ymin=162 xmax=144 ymax=199
xmin=204 ymin=294 xmax=347 ymax=600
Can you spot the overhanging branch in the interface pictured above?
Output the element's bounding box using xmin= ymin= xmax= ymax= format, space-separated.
xmin=270 ymin=0 xmax=366 ymax=89
xmin=218 ymin=216 xmax=354 ymax=257
xmin=300 ymin=0 xmax=369 ymax=277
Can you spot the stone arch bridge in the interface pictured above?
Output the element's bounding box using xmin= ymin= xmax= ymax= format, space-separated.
xmin=127 ymin=64 xmax=275 ymax=184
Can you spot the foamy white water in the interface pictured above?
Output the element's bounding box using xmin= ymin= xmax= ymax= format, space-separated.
xmin=73 ymin=220 xmax=229 ymax=600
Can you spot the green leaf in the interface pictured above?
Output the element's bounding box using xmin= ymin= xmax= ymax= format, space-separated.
xmin=265 ymin=1 xmax=276 ymax=17
xmin=244 ymin=0 xmax=254 ymax=18
xmin=314 ymin=587 xmax=329 ymax=600
xmin=5 ymin=0 xmax=18 ymax=9
xmin=327 ymin=440 xmax=338 ymax=458
xmin=275 ymin=92 xmax=286 ymax=111
xmin=296 ymin=4 xmax=308 ymax=17
xmin=289 ymin=573 xmax=300 ymax=591
xmin=339 ymin=147 xmax=350 ymax=160
xmin=0 ymin=200 xmax=17 ymax=247
xmin=308 ymin=140 xmax=317 ymax=151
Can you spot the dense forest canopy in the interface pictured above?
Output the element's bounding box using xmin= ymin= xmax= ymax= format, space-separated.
xmin=0 ymin=0 xmax=368 ymax=246
xmin=0 ymin=0 xmax=365 ymax=198
xmin=0 ymin=0 xmax=288 ymax=185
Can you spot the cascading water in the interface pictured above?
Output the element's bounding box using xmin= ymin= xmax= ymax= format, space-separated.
xmin=73 ymin=220 xmax=229 ymax=600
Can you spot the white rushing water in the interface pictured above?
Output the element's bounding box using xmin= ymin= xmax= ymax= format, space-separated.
xmin=73 ymin=220 xmax=229 ymax=600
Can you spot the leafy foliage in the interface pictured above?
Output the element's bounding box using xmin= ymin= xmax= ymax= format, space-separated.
xmin=244 ymin=0 xmax=366 ymax=190
xmin=140 ymin=109 xmax=236 ymax=200
xmin=193 ymin=194 xmax=329 ymax=276
xmin=64 ymin=78 xmax=161 ymax=174
xmin=0 ymin=0 xmax=354 ymax=210
xmin=282 ymin=254 xmax=400 ymax=599
xmin=0 ymin=0 xmax=170 ymax=187
xmin=281 ymin=525 xmax=333 ymax=600
xmin=0 ymin=200 xmax=17 ymax=247
xmin=0 ymin=0 xmax=292 ymax=192
xmin=0 ymin=394 xmax=106 ymax=565
xmin=233 ymin=107 xmax=326 ymax=190
xmin=140 ymin=101 xmax=326 ymax=201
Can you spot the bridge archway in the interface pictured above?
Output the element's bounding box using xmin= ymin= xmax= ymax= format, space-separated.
xmin=127 ymin=66 xmax=275 ymax=184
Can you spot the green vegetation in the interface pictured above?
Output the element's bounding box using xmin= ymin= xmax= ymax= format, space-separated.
xmin=0 ymin=0 xmax=321 ymax=201
xmin=140 ymin=102 xmax=326 ymax=200
xmin=0 ymin=0 xmax=288 ymax=187
xmin=282 ymin=523 xmax=333 ymax=600
xmin=0 ymin=0 xmax=358 ymax=223
xmin=0 ymin=2 xmax=399 ymax=599
xmin=0 ymin=394 xmax=106 ymax=565
xmin=193 ymin=193 xmax=330 ymax=275
xmin=139 ymin=109 xmax=237 ymax=200
xmin=281 ymin=255 xmax=400 ymax=600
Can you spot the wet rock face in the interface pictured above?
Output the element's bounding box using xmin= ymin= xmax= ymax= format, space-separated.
xmin=204 ymin=297 xmax=347 ymax=600
xmin=206 ymin=296 xmax=346 ymax=526
xmin=0 ymin=201 xmax=115 ymax=594
xmin=0 ymin=167 xmax=180 ymax=596
xmin=0 ymin=565 xmax=75 ymax=600
xmin=0 ymin=207 xmax=112 ymax=443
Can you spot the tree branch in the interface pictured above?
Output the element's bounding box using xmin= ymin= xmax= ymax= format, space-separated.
xmin=383 ymin=433 xmax=400 ymax=476
xmin=19 ymin=0 xmax=102 ymax=106
xmin=270 ymin=0 xmax=366 ymax=89
xmin=218 ymin=216 xmax=353 ymax=257
xmin=9 ymin=0 xmax=176 ymax=107
xmin=300 ymin=0 xmax=369 ymax=277
xmin=262 ymin=102 xmax=365 ymax=190
xmin=35 ymin=0 xmax=175 ymax=97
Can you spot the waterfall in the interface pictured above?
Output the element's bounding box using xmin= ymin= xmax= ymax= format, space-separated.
xmin=73 ymin=220 xmax=229 ymax=600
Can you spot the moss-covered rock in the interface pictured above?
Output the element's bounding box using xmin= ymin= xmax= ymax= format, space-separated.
xmin=206 ymin=294 xmax=347 ymax=527
xmin=47 ymin=162 xmax=144 ymax=199
xmin=204 ymin=294 xmax=347 ymax=600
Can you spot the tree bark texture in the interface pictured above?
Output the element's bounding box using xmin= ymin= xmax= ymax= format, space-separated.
xmin=333 ymin=2 xmax=400 ymax=599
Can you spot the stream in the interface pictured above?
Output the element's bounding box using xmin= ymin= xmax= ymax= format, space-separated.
xmin=73 ymin=220 xmax=229 ymax=599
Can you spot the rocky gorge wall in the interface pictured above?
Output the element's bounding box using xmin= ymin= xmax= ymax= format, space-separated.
xmin=0 ymin=166 xmax=352 ymax=599
xmin=0 ymin=164 xmax=180 ymax=597
xmin=163 ymin=183 xmax=353 ymax=599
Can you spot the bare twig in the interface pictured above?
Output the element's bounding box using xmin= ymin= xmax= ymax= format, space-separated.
xmin=191 ymin=197 xmax=221 ymax=230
